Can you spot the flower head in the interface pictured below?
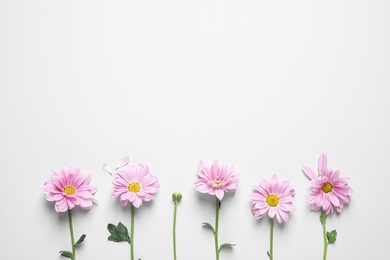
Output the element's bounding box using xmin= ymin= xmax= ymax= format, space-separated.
xmin=194 ymin=160 xmax=239 ymax=200
xmin=112 ymin=163 xmax=160 ymax=208
xmin=302 ymin=153 xmax=353 ymax=215
xmin=42 ymin=167 xmax=97 ymax=212
xmin=250 ymin=175 xmax=295 ymax=224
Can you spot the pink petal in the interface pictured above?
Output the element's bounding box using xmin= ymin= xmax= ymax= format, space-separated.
xmin=302 ymin=166 xmax=317 ymax=180
xmin=318 ymin=153 xmax=328 ymax=174
xmin=215 ymin=189 xmax=224 ymax=200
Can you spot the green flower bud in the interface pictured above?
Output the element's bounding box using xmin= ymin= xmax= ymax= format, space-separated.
xmin=172 ymin=192 xmax=182 ymax=203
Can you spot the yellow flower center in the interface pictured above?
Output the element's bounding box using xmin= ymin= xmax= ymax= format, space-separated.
xmin=266 ymin=195 xmax=279 ymax=207
xmin=322 ymin=182 xmax=333 ymax=193
xmin=214 ymin=180 xmax=222 ymax=185
xmin=64 ymin=186 xmax=75 ymax=195
xmin=128 ymin=182 xmax=141 ymax=193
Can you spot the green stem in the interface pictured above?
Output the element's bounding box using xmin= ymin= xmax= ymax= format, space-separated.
xmin=322 ymin=214 xmax=328 ymax=260
xmin=214 ymin=198 xmax=220 ymax=260
xmin=173 ymin=201 xmax=178 ymax=260
xmin=68 ymin=209 xmax=75 ymax=260
xmin=130 ymin=204 xmax=135 ymax=260
xmin=269 ymin=218 xmax=274 ymax=260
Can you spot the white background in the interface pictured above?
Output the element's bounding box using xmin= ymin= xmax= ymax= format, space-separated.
xmin=1 ymin=1 xmax=389 ymax=259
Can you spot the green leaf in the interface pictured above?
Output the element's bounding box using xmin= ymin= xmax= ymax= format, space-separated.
xmin=59 ymin=251 xmax=73 ymax=259
xmin=327 ymin=230 xmax=337 ymax=243
xmin=107 ymin=222 xmax=131 ymax=244
xmin=219 ymin=243 xmax=235 ymax=252
xmin=320 ymin=212 xmax=327 ymax=224
xmin=202 ymin=222 xmax=214 ymax=232
xmin=74 ymin=234 xmax=86 ymax=247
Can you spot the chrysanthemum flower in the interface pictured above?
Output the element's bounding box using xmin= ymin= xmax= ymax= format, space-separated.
xmin=302 ymin=153 xmax=353 ymax=215
xmin=306 ymin=168 xmax=353 ymax=215
xmin=42 ymin=167 xmax=97 ymax=212
xmin=194 ymin=160 xmax=239 ymax=200
xmin=250 ymin=175 xmax=295 ymax=224
xmin=112 ymin=163 xmax=160 ymax=208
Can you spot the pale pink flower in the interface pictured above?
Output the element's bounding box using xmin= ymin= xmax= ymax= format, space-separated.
xmin=250 ymin=175 xmax=295 ymax=224
xmin=42 ymin=167 xmax=97 ymax=212
xmin=302 ymin=153 xmax=353 ymax=215
xmin=112 ymin=163 xmax=160 ymax=208
xmin=194 ymin=160 xmax=239 ymax=200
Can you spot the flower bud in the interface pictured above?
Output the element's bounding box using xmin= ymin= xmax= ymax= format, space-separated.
xmin=172 ymin=192 xmax=182 ymax=203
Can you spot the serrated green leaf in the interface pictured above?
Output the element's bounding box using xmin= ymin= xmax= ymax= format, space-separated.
xmin=74 ymin=234 xmax=86 ymax=247
xmin=219 ymin=243 xmax=235 ymax=252
xmin=107 ymin=222 xmax=131 ymax=244
xmin=327 ymin=230 xmax=337 ymax=243
xmin=202 ymin=222 xmax=215 ymax=232
xmin=59 ymin=250 xmax=73 ymax=259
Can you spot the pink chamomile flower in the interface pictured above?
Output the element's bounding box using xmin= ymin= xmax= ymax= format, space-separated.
xmin=302 ymin=153 xmax=353 ymax=215
xmin=306 ymin=167 xmax=353 ymax=215
xmin=42 ymin=167 xmax=97 ymax=213
xmin=112 ymin=163 xmax=160 ymax=208
xmin=194 ymin=160 xmax=239 ymax=201
xmin=250 ymin=175 xmax=295 ymax=224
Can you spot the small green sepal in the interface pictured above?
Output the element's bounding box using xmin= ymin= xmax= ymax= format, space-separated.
xmin=107 ymin=222 xmax=131 ymax=244
xmin=327 ymin=229 xmax=337 ymax=243
xmin=74 ymin=234 xmax=86 ymax=247
xmin=59 ymin=250 xmax=73 ymax=259
xmin=320 ymin=212 xmax=327 ymax=224
xmin=219 ymin=243 xmax=235 ymax=252
xmin=202 ymin=222 xmax=215 ymax=232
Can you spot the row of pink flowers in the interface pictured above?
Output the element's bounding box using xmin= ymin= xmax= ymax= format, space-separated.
xmin=43 ymin=153 xmax=352 ymax=222
xmin=43 ymin=153 xmax=353 ymax=260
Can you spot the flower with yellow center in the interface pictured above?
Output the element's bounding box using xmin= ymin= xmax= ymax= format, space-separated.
xmin=42 ymin=167 xmax=97 ymax=212
xmin=250 ymin=174 xmax=295 ymax=224
xmin=304 ymin=161 xmax=353 ymax=215
xmin=194 ymin=160 xmax=239 ymax=201
xmin=112 ymin=164 xmax=160 ymax=208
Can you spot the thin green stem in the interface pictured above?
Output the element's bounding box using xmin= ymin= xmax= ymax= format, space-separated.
xmin=269 ymin=218 xmax=274 ymax=260
xmin=173 ymin=201 xmax=178 ymax=260
xmin=68 ymin=209 xmax=75 ymax=260
xmin=214 ymin=198 xmax=220 ymax=260
xmin=130 ymin=204 xmax=135 ymax=260
xmin=322 ymin=214 xmax=328 ymax=260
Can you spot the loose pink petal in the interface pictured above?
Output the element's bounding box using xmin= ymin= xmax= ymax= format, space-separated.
xmin=302 ymin=166 xmax=317 ymax=180
xmin=115 ymin=156 xmax=130 ymax=170
xmin=102 ymin=164 xmax=113 ymax=176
